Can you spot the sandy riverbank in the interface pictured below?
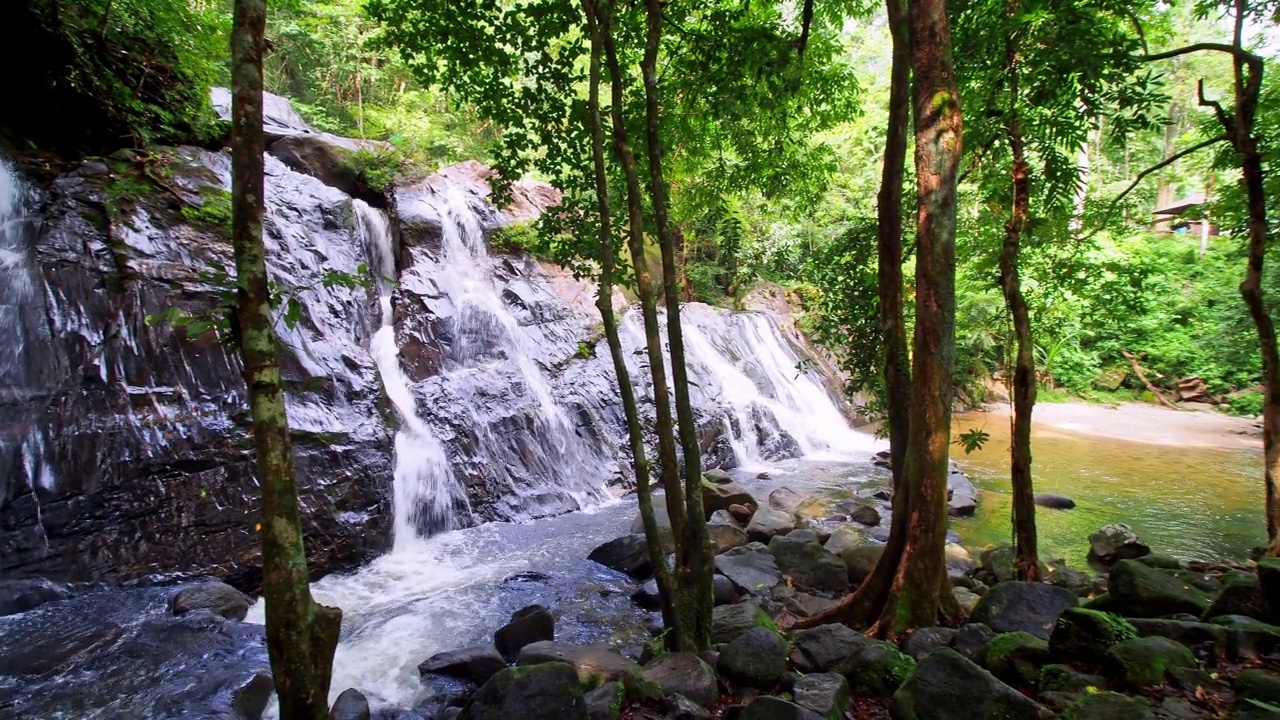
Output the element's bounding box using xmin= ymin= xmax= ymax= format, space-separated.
xmin=967 ymin=400 xmax=1262 ymax=450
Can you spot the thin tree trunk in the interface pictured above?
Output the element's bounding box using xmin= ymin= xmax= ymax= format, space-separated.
xmin=1000 ymin=29 xmax=1039 ymax=580
xmin=597 ymin=1 xmax=689 ymax=648
xmin=641 ymin=0 xmax=712 ymax=652
xmin=230 ymin=0 xmax=341 ymax=716
xmin=582 ymin=0 xmax=678 ymax=632
xmin=873 ymin=0 xmax=962 ymax=639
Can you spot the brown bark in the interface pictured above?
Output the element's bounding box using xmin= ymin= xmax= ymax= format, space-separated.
xmin=641 ymin=0 xmax=712 ymax=651
xmin=597 ymin=0 xmax=690 ymax=647
xmin=582 ymin=0 xmax=678 ymax=631
xmin=230 ymin=0 xmax=340 ymax=716
xmin=1121 ymin=350 xmax=1179 ymax=410
xmin=872 ymin=0 xmax=962 ymax=639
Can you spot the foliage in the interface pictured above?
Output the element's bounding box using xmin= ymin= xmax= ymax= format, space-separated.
xmin=345 ymin=147 xmax=402 ymax=193
xmin=181 ymin=187 xmax=234 ymax=231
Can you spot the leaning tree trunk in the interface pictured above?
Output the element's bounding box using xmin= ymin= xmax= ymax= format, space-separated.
xmin=641 ymin=0 xmax=712 ymax=651
xmin=1000 ymin=9 xmax=1039 ymax=582
xmin=582 ymin=0 xmax=678 ymax=631
xmin=872 ymin=0 xmax=963 ymax=639
xmin=230 ymin=0 xmax=341 ymax=716
xmin=598 ymin=2 xmax=691 ymax=648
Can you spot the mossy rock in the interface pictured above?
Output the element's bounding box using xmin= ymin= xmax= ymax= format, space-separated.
xmin=1050 ymin=608 xmax=1138 ymax=662
xmin=583 ymin=681 xmax=624 ymax=720
xmin=460 ymin=663 xmax=587 ymax=720
xmin=1038 ymin=664 xmax=1109 ymax=694
xmin=1062 ymin=691 xmax=1155 ymax=720
xmin=1204 ymin=573 xmax=1268 ymax=622
xmin=1104 ymin=636 xmax=1197 ymax=688
xmin=835 ymin=637 xmax=916 ymax=696
xmin=984 ymin=632 xmax=1049 ymax=687
xmin=1106 ymin=559 xmax=1211 ymax=618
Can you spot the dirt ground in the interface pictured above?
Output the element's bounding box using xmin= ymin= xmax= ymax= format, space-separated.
xmin=996 ymin=400 xmax=1262 ymax=449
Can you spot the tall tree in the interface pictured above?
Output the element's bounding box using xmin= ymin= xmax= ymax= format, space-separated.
xmin=230 ymin=0 xmax=341 ymax=715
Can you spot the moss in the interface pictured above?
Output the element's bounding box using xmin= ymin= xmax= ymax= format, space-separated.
xmin=1038 ymin=664 xmax=1108 ymax=694
xmin=180 ymin=186 xmax=232 ymax=233
xmin=1050 ymin=608 xmax=1138 ymax=662
xmin=1104 ymin=636 xmax=1196 ymax=688
xmin=985 ymin=632 xmax=1049 ymax=686
xmin=345 ymin=146 xmax=402 ymax=194
xmin=1062 ymin=691 xmax=1155 ymax=720
xmin=837 ymin=639 xmax=915 ymax=696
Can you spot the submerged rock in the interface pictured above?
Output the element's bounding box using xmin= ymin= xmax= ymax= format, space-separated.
xmin=0 ymin=579 xmax=74 ymax=617
xmin=330 ymin=688 xmax=372 ymax=720
xmin=588 ymin=535 xmax=654 ymax=578
xmin=1034 ymin=494 xmax=1076 ymax=510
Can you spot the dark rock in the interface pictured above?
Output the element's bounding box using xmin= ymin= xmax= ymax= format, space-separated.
xmin=793 ymin=672 xmax=851 ymax=720
xmin=790 ymin=623 xmax=864 ymax=673
xmin=836 ymin=637 xmax=916 ymax=696
xmin=632 ymin=579 xmax=662 ymax=610
xmin=1167 ymin=568 xmax=1222 ymax=593
xmin=1088 ymin=524 xmax=1151 ymax=565
xmin=979 ymin=544 xmax=1018 ymax=583
xmin=1034 ymin=494 xmax=1076 ymax=510
xmin=1235 ymin=668 xmax=1280 ymax=706
xmin=741 ymin=696 xmax=825 ymax=720
xmin=664 ymin=693 xmax=711 ymax=720
xmin=503 ymin=571 xmax=551 ymax=584
xmin=1127 ymin=618 xmax=1230 ymax=657
xmin=1043 ymin=559 xmax=1097 ymax=597
xmin=642 ymin=652 xmax=718 ymax=706
xmin=768 ymin=487 xmax=806 ymax=513
xmin=745 ymin=507 xmax=795 ymax=542
xmin=0 ymin=579 xmax=74 ymax=617
xmin=583 ymin=682 xmax=623 ymax=720
xmin=729 ymin=504 xmax=755 ymax=524
xmin=767 ymin=534 xmax=849 ymax=594
xmin=891 ymin=648 xmax=1053 ymax=720
xmin=953 ymin=586 xmax=982 ymax=614
xmin=494 ymin=605 xmax=555 ymax=661
xmin=714 ymin=575 xmax=740 ymax=605
xmin=331 ymin=688 xmax=372 ymax=720
xmin=704 ymin=482 xmax=757 ymax=520
xmin=1204 ymin=573 xmax=1268 ymax=621
xmin=708 ymin=523 xmax=750 ymax=555
xmin=1207 ymin=615 xmax=1280 ymax=659
xmin=1135 ymin=553 xmax=1184 ymax=570
xmin=822 ymin=525 xmax=866 ymax=556
xmin=851 ymin=505 xmax=881 ymax=526
xmin=419 ymin=645 xmax=507 ymax=684
xmin=1257 ymin=558 xmax=1280 ymax=622
xmin=588 ymin=535 xmax=654 ymax=578
xmin=718 ymin=627 xmax=788 ymax=688
xmin=232 ymin=671 xmax=275 ymax=720
xmin=705 ymin=468 xmax=733 ymax=484
xmin=269 ymin=133 xmax=393 ymax=206
xmin=840 ymin=545 xmax=885 ymax=585
xmin=1107 ymin=559 xmax=1211 ymax=618
xmin=901 ymin=627 xmax=958 ymax=661
xmin=712 ymin=600 xmax=774 ymax=645
xmin=952 ymin=623 xmax=997 ymax=665
xmin=1104 ymin=636 xmax=1197 ymax=688
xmin=1038 ymin=664 xmax=1109 ymax=694
xmin=1168 ymin=666 xmax=1215 ymax=691
xmin=947 ymin=473 xmax=978 ymax=517
xmin=170 ymin=581 xmax=252 ymax=621
xmin=715 ymin=543 xmax=782 ymax=595
xmin=969 ymin=581 xmax=1078 ymax=639
xmin=983 ymin=632 xmax=1049 ymax=686
xmin=516 ymin=641 xmax=641 ymax=689
xmin=1049 ymin=608 xmax=1138 ymax=662
xmin=1062 ymin=691 xmax=1154 ymax=720
xmin=459 ymin=663 xmax=587 ymax=720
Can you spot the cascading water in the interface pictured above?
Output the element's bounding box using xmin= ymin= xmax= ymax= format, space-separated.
xmin=355 ymin=200 xmax=468 ymax=543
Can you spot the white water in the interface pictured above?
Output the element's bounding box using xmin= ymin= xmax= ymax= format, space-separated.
xmin=355 ymin=200 xmax=467 ymax=543
xmin=0 ymin=155 xmax=34 ymax=393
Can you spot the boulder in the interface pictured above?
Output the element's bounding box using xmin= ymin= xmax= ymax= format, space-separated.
xmin=460 ymin=663 xmax=587 ymax=720
xmin=232 ymin=671 xmax=275 ymax=720
xmin=419 ymin=645 xmax=508 ymax=684
xmin=1049 ymin=608 xmax=1138 ymax=662
xmin=768 ymin=487 xmax=806 ymax=513
xmin=1038 ymin=664 xmax=1109 ymax=694
xmin=1034 ymin=494 xmax=1076 ymax=510
xmin=851 ymin=505 xmax=882 ymax=527
xmin=1043 ymin=559 xmax=1097 ymax=597
xmin=718 ymin=626 xmax=789 ymax=688
xmin=664 ymin=693 xmax=711 ymax=720
xmin=704 ymin=482 xmax=757 ymax=519
xmin=0 ymin=579 xmax=74 ymax=617
xmin=1106 ymin=559 xmax=1211 ymax=618
xmin=330 ymin=688 xmax=371 ymax=720
xmin=767 ymin=534 xmax=849 ymax=595
xmin=1062 ymin=691 xmax=1155 ymax=720
xmin=902 ymin=627 xmax=958 ymax=661
xmin=729 ymin=504 xmax=755 ymax=524
xmin=494 ymin=605 xmax=555 ymax=661
xmin=709 ymin=510 xmax=740 ymax=527
xmin=708 ymin=523 xmax=750 ymax=555
xmin=632 ymin=579 xmax=662 ymax=610
xmin=1257 ymin=557 xmax=1280 ymax=621
xmin=946 ymin=544 xmax=976 ymax=580
xmin=835 ymin=637 xmax=916 ymax=696
xmin=1127 ymin=618 xmax=1230 ymax=657
xmin=947 ymin=473 xmax=978 ymax=517
xmin=823 ymin=525 xmax=867 ymax=558
xmin=978 ymin=544 xmax=1019 ymax=583
xmin=983 ymin=632 xmax=1049 ymax=687
xmin=790 ymin=623 xmax=865 ymax=673
xmin=715 ymin=543 xmax=782 ymax=595
xmin=1104 ymin=636 xmax=1197 ymax=688
xmin=516 ymin=642 xmax=641 ymax=689
xmin=953 ymin=586 xmax=981 ymax=614
xmin=642 ymin=652 xmax=718 ymax=706
xmin=588 ymin=535 xmax=654 ymax=578
xmin=170 ymin=581 xmax=252 ymax=621
xmin=583 ymin=682 xmax=624 ymax=720
xmin=746 ymin=507 xmax=795 ymax=542
xmin=1088 ymin=524 xmax=1150 ymax=565
xmin=841 ymin=545 xmax=885 ymax=585
xmin=741 ymin=696 xmax=825 ymax=720
xmin=969 ymin=581 xmax=1078 ymax=639
xmin=712 ymin=600 xmax=775 ymax=644
xmin=891 ymin=648 xmax=1053 ymax=720
xmin=713 ymin=575 xmax=740 ymax=605
xmin=952 ymin=623 xmax=997 ymax=665
xmin=793 ymin=672 xmax=851 ymax=720
xmin=1204 ymin=573 xmax=1268 ymax=622
xmin=1235 ymin=668 xmax=1280 ymax=706
xmin=705 ymin=468 xmax=733 ymax=484
xmin=268 ymin=133 xmax=393 ymax=205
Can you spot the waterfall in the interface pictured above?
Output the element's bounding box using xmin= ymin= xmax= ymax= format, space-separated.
xmin=354 ymin=200 xmax=468 ymax=544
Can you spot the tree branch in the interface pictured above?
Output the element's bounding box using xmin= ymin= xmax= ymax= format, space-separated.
xmin=1198 ymin=79 xmax=1231 ymax=132
xmin=1143 ymin=42 xmax=1261 ymax=66
xmin=797 ymin=0 xmax=815 ymax=62
xmin=1110 ymin=134 xmax=1228 ymax=209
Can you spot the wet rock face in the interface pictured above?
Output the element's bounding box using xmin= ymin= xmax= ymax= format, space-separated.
xmin=0 ymin=148 xmax=392 ymax=590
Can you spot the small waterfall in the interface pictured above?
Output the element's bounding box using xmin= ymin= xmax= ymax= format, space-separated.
xmin=355 ymin=200 xmax=467 ymax=544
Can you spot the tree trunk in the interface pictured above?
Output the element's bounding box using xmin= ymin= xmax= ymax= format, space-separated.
xmin=641 ymin=0 xmax=712 ymax=652
xmin=1000 ymin=46 xmax=1039 ymax=581
xmin=873 ymin=0 xmax=962 ymax=638
xmin=582 ymin=0 xmax=678 ymax=630
xmin=230 ymin=0 xmax=341 ymax=716
xmin=597 ymin=2 xmax=690 ymax=648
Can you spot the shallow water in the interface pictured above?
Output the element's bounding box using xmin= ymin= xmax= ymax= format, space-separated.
xmin=952 ymin=406 xmax=1264 ymax=564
